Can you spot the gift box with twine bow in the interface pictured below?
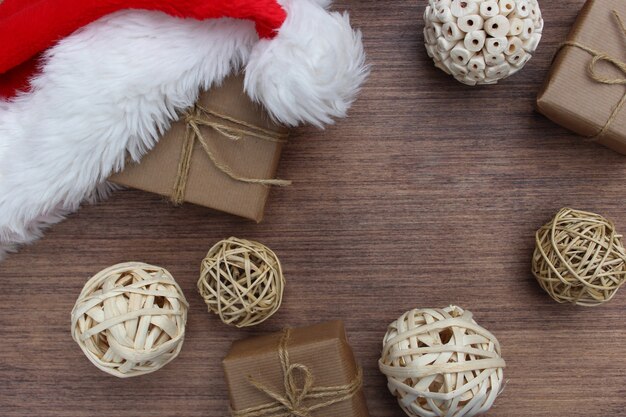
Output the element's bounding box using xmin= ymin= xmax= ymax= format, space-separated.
xmin=110 ymin=75 xmax=289 ymax=222
xmin=222 ymin=321 xmax=370 ymax=417
xmin=537 ymin=0 xmax=626 ymax=155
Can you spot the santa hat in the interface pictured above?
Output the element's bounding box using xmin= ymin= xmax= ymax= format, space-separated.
xmin=0 ymin=0 xmax=368 ymax=259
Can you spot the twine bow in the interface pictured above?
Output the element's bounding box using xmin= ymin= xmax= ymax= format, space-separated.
xmin=231 ymin=329 xmax=363 ymax=417
xmin=172 ymin=105 xmax=291 ymax=205
xmin=560 ymin=10 xmax=626 ymax=140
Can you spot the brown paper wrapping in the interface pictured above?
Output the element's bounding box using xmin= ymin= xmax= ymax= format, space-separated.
xmin=222 ymin=321 xmax=370 ymax=417
xmin=537 ymin=0 xmax=626 ymax=154
xmin=110 ymin=76 xmax=288 ymax=222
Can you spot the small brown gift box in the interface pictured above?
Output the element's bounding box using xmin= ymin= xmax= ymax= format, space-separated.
xmin=110 ymin=75 xmax=289 ymax=222
xmin=222 ymin=321 xmax=369 ymax=417
xmin=537 ymin=0 xmax=626 ymax=154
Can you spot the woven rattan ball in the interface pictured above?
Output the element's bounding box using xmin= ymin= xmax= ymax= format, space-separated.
xmin=71 ymin=262 xmax=188 ymax=378
xmin=379 ymin=306 xmax=505 ymax=417
xmin=197 ymin=237 xmax=285 ymax=328
xmin=532 ymin=208 xmax=626 ymax=306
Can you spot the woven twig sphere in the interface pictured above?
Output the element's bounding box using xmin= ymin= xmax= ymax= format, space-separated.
xmin=197 ymin=237 xmax=285 ymax=328
xmin=379 ymin=306 xmax=505 ymax=417
xmin=71 ymin=262 xmax=188 ymax=378
xmin=532 ymin=208 xmax=626 ymax=306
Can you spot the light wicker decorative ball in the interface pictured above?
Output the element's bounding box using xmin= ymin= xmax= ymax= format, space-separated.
xmin=379 ymin=306 xmax=506 ymax=417
xmin=71 ymin=262 xmax=188 ymax=378
xmin=423 ymin=0 xmax=543 ymax=85
xmin=532 ymin=208 xmax=626 ymax=306
xmin=197 ymin=237 xmax=285 ymax=328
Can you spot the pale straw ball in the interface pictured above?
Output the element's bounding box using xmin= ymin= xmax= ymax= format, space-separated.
xmin=71 ymin=262 xmax=188 ymax=378
xmin=532 ymin=208 xmax=626 ymax=306
xmin=379 ymin=306 xmax=505 ymax=417
xmin=197 ymin=237 xmax=285 ymax=328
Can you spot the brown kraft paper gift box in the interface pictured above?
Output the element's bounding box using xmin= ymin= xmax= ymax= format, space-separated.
xmin=537 ymin=0 xmax=626 ymax=154
xmin=222 ymin=321 xmax=370 ymax=417
xmin=110 ymin=75 xmax=289 ymax=222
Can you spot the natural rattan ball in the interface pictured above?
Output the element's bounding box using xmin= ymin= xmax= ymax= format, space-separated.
xmin=379 ymin=306 xmax=505 ymax=417
xmin=197 ymin=237 xmax=285 ymax=328
xmin=532 ymin=208 xmax=626 ymax=306
xmin=71 ymin=262 xmax=188 ymax=378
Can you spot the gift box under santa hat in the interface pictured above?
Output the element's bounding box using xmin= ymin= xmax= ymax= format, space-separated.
xmin=0 ymin=0 xmax=368 ymax=260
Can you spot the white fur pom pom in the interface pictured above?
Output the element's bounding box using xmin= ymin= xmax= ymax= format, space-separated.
xmin=244 ymin=0 xmax=369 ymax=128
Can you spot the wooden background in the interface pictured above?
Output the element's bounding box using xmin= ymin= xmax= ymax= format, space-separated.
xmin=2 ymin=1 xmax=626 ymax=416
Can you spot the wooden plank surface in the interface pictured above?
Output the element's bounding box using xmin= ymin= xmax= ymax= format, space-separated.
xmin=2 ymin=1 xmax=626 ymax=416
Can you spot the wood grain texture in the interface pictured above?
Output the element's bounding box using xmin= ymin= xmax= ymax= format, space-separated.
xmin=2 ymin=1 xmax=626 ymax=416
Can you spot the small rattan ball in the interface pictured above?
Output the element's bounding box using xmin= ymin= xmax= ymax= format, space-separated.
xmin=379 ymin=306 xmax=505 ymax=417
xmin=532 ymin=208 xmax=626 ymax=306
xmin=71 ymin=262 xmax=188 ymax=378
xmin=424 ymin=0 xmax=543 ymax=85
xmin=197 ymin=237 xmax=285 ymax=328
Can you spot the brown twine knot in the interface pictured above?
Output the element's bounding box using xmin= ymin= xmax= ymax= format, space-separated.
xmin=532 ymin=208 xmax=626 ymax=306
xmin=231 ymin=329 xmax=363 ymax=417
xmin=172 ymin=104 xmax=291 ymax=205
xmin=560 ymin=10 xmax=626 ymax=140
xmin=197 ymin=237 xmax=285 ymax=328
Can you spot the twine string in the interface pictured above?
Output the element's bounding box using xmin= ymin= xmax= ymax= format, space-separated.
xmin=559 ymin=10 xmax=626 ymax=140
xmin=171 ymin=105 xmax=291 ymax=205
xmin=231 ymin=329 xmax=363 ymax=417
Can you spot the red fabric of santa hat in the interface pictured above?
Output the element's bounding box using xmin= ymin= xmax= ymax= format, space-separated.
xmin=0 ymin=0 xmax=287 ymax=98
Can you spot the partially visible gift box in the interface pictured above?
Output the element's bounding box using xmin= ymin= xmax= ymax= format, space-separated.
xmin=537 ymin=0 xmax=626 ymax=154
xmin=110 ymin=75 xmax=289 ymax=222
xmin=222 ymin=321 xmax=370 ymax=417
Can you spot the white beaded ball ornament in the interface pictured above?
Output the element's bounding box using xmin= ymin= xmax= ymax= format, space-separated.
xmin=71 ymin=262 xmax=189 ymax=378
xmin=424 ymin=0 xmax=543 ymax=85
xmin=379 ymin=306 xmax=506 ymax=417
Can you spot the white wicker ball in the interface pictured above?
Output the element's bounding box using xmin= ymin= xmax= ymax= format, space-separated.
xmin=379 ymin=306 xmax=506 ymax=417
xmin=424 ymin=0 xmax=543 ymax=85
xmin=71 ymin=262 xmax=189 ymax=378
